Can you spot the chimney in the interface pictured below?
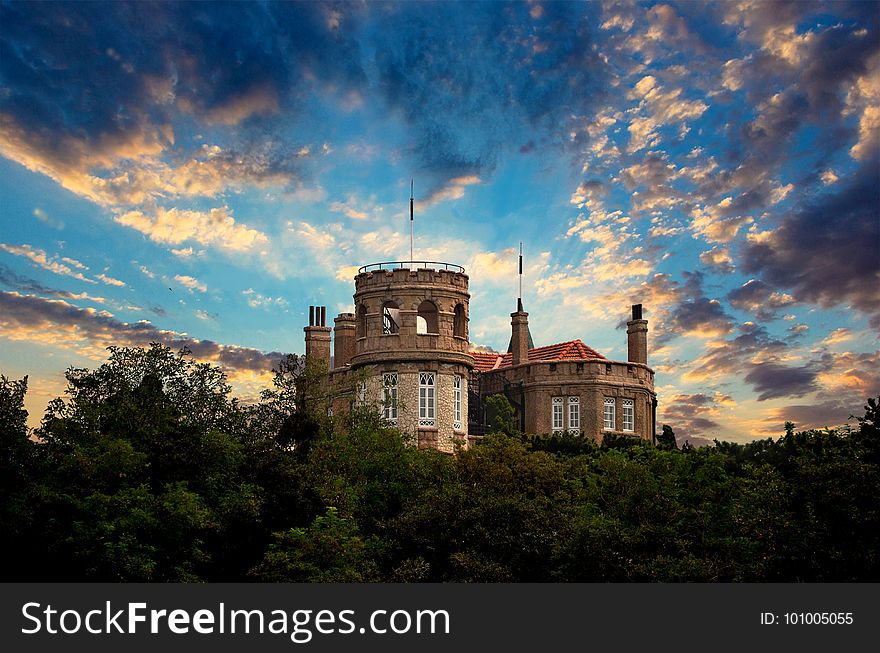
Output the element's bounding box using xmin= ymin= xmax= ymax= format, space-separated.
xmin=333 ymin=313 xmax=357 ymax=369
xmin=304 ymin=305 xmax=332 ymax=370
xmin=510 ymin=307 xmax=530 ymax=366
xmin=627 ymin=303 xmax=648 ymax=365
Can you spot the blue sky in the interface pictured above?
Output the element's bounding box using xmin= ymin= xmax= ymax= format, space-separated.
xmin=1 ymin=0 xmax=878 ymax=442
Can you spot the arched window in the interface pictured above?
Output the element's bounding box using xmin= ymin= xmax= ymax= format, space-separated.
xmin=416 ymin=300 xmax=438 ymax=335
xmin=382 ymin=301 xmax=400 ymax=334
xmin=453 ymin=303 xmax=466 ymax=338
xmin=356 ymin=304 xmax=367 ymax=338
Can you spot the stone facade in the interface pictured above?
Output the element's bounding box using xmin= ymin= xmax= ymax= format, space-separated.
xmin=305 ymin=265 xmax=657 ymax=450
xmin=318 ymin=264 xmax=473 ymax=453
xmin=475 ymin=359 xmax=655 ymax=441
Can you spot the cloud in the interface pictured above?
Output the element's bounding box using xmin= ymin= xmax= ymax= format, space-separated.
xmin=372 ymin=1 xmax=610 ymax=181
xmin=744 ymin=361 xmax=818 ymax=401
xmin=657 ymin=271 xmax=734 ymax=342
xmin=96 ymin=273 xmax=126 ymax=288
xmin=819 ymin=328 xmax=854 ymax=347
xmin=727 ymin=278 xmax=795 ymax=321
xmin=174 ymin=275 xmax=207 ymax=293
xmin=424 ymin=176 xmax=481 ymax=205
xmin=0 ymin=290 xmax=285 ymax=379
xmin=740 ymin=159 xmax=880 ymax=327
xmin=242 ymin=288 xmax=288 ymax=310
xmin=681 ymin=322 xmax=788 ymax=384
xmin=699 ymin=247 xmax=734 ymax=273
xmin=658 ymin=391 xmax=736 ymax=440
xmin=32 ymin=207 xmax=64 ymax=230
xmin=0 ymin=263 xmax=105 ymax=304
xmin=689 ymin=198 xmax=753 ymax=244
xmin=115 ymin=206 xmax=269 ymax=254
xmin=0 ymin=243 xmax=93 ymax=284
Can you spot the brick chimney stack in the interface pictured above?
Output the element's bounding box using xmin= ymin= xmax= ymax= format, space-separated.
xmin=626 ymin=303 xmax=648 ymax=365
xmin=304 ymin=305 xmax=332 ymax=370
xmin=510 ymin=304 xmax=530 ymax=366
xmin=333 ymin=312 xmax=357 ymax=369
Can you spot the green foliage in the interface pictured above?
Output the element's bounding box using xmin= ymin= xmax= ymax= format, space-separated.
xmin=484 ymin=393 xmax=518 ymax=436
xmin=657 ymin=424 xmax=677 ymax=449
xmin=4 ymin=344 xmax=878 ymax=583
xmin=251 ymin=507 xmax=380 ymax=582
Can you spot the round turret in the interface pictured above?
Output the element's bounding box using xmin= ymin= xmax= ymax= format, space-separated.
xmin=349 ymin=262 xmax=473 ymax=451
xmin=351 ymin=262 xmax=473 ymax=370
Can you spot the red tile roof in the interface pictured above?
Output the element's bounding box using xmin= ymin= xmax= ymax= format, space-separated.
xmin=470 ymin=339 xmax=607 ymax=372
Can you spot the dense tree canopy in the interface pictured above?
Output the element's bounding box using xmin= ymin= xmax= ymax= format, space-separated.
xmin=1 ymin=345 xmax=877 ymax=582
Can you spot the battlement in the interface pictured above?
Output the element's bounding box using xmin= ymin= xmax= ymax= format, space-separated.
xmin=354 ymin=262 xmax=469 ymax=293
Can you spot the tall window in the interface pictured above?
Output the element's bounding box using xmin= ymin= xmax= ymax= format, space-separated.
xmin=453 ymin=375 xmax=462 ymax=430
xmin=357 ymin=380 xmax=366 ymax=404
xmin=419 ymin=372 xmax=436 ymax=427
xmin=383 ymin=373 xmax=398 ymax=424
xmin=604 ymin=397 xmax=616 ymax=431
xmin=568 ymin=396 xmax=580 ymax=435
xmin=552 ymin=397 xmax=564 ymax=433
xmin=622 ymin=398 xmax=634 ymax=432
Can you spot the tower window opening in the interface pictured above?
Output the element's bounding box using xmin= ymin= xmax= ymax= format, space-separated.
xmin=382 ymin=301 xmax=401 ymax=334
xmin=417 ymin=300 xmax=439 ymax=335
xmin=356 ymin=304 xmax=367 ymax=338
xmin=454 ymin=303 xmax=466 ymax=338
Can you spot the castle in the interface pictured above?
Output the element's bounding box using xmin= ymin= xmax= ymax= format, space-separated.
xmin=304 ymin=260 xmax=656 ymax=452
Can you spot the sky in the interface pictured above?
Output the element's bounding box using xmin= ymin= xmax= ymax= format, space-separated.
xmin=1 ymin=0 xmax=878 ymax=443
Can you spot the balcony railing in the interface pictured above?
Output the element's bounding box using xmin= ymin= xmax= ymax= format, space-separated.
xmin=358 ymin=261 xmax=465 ymax=274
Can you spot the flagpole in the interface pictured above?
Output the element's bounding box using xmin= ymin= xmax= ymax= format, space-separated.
xmin=518 ymin=242 xmax=523 ymax=312
xmin=409 ymin=179 xmax=414 ymax=267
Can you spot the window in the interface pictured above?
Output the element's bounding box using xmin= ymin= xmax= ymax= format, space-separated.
xmin=454 ymin=304 xmax=466 ymax=338
xmin=417 ymin=300 xmax=438 ymax=335
xmin=383 ymin=373 xmax=398 ymax=424
xmin=568 ymin=396 xmax=580 ymax=435
xmin=622 ymin=398 xmax=634 ymax=432
xmin=552 ymin=397 xmax=564 ymax=433
xmin=453 ymin=375 xmax=462 ymax=430
xmin=357 ymin=380 xmax=366 ymax=404
xmin=419 ymin=372 xmax=436 ymax=427
xmin=604 ymin=397 xmax=616 ymax=431
xmin=356 ymin=304 xmax=367 ymax=338
xmin=382 ymin=301 xmax=400 ymax=334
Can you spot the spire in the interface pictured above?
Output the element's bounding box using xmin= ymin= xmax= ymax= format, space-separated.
xmin=508 ymin=242 xmax=534 ymax=352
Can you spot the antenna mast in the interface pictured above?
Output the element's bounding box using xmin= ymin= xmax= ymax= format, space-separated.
xmin=517 ymin=242 xmax=523 ymax=312
xmin=409 ymin=179 xmax=414 ymax=266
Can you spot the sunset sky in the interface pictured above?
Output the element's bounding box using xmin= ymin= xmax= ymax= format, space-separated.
xmin=1 ymin=1 xmax=878 ymax=442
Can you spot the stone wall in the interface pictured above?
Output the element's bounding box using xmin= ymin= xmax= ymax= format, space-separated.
xmin=363 ymin=366 xmax=468 ymax=453
xmin=478 ymin=359 xmax=655 ymax=441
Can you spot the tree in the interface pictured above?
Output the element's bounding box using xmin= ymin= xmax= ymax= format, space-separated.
xmin=26 ymin=344 xmax=267 ymax=581
xmin=251 ymin=508 xmax=380 ymax=582
xmin=484 ymin=393 xmax=517 ymax=436
xmin=657 ymin=424 xmax=677 ymax=449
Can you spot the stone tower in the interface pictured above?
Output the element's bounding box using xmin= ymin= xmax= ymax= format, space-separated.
xmin=345 ymin=263 xmax=473 ymax=451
